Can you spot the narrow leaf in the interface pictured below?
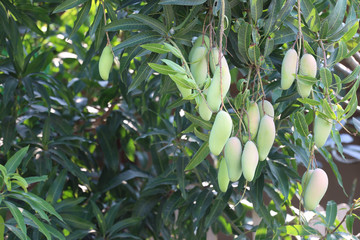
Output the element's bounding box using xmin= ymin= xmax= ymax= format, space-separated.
xmin=325 ymin=200 xmax=337 ymax=227
xmin=185 ymin=141 xmax=210 ymax=171
xmin=5 ymin=201 xmax=27 ymax=237
xmin=129 ymin=14 xmax=166 ymax=34
xmin=53 ymin=0 xmax=88 ymax=13
xmin=5 ymin=146 xmax=29 ymax=174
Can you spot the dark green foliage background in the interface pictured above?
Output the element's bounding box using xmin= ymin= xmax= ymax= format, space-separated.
xmin=0 ymin=0 xmax=360 ymax=239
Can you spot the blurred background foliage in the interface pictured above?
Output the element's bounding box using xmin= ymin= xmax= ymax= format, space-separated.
xmin=0 ymin=0 xmax=360 ymax=239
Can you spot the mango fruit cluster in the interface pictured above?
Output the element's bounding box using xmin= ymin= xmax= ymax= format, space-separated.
xmin=213 ymin=100 xmax=276 ymax=192
xmin=301 ymin=168 xmax=328 ymax=211
xmin=281 ymin=49 xmax=317 ymax=98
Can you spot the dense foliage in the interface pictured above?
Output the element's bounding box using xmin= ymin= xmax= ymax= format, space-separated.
xmin=0 ymin=0 xmax=360 ymax=239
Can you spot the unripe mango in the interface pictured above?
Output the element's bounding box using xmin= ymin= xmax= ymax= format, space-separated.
xmin=297 ymin=80 xmax=313 ymax=98
xmin=244 ymin=102 xmax=260 ymax=139
xmin=99 ymin=46 xmax=114 ymax=80
xmin=299 ymin=54 xmax=317 ymax=78
xmin=224 ymin=137 xmax=242 ymax=182
xmin=256 ymin=115 xmax=275 ymax=161
xmin=209 ymin=47 xmax=230 ymax=77
xmin=218 ymin=159 xmax=230 ymax=193
xmin=189 ymin=46 xmax=207 ymax=64
xmin=209 ymin=111 xmax=233 ymax=156
xmin=206 ymin=65 xmax=231 ymax=112
xmin=258 ymin=100 xmax=274 ymax=118
xmin=314 ymin=115 xmax=332 ymax=148
xmin=281 ymin=49 xmax=298 ymax=90
xmin=241 ymin=140 xmax=259 ymax=182
xmin=303 ymin=168 xmax=328 ymax=211
xmin=190 ymin=56 xmax=208 ymax=87
xmin=198 ymin=96 xmax=212 ymax=121
xmin=189 ymin=35 xmax=210 ymax=61
xmin=301 ymin=169 xmax=314 ymax=195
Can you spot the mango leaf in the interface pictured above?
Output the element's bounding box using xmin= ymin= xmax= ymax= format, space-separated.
xmin=346 ymin=215 xmax=354 ymax=233
xmin=105 ymin=18 xmax=151 ymax=31
xmin=5 ymin=146 xmax=29 ymax=174
xmin=185 ymin=141 xmax=209 ymax=171
xmin=320 ymin=67 xmax=332 ymax=90
xmin=294 ymin=112 xmax=309 ymax=137
xmin=297 ymin=98 xmax=320 ymax=106
xmin=184 ymin=111 xmax=212 ymax=130
xmin=141 ymin=43 xmax=169 ymax=54
xmin=176 ymin=156 xmax=187 ymax=199
xmin=52 ymin=0 xmax=88 ymax=13
xmin=301 ymin=0 xmax=320 ymax=32
xmin=159 ymin=0 xmax=206 ymax=5
xmin=325 ymin=200 xmax=337 ymax=227
xmin=129 ymin=14 xmax=166 ymax=35
xmin=148 ymin=63 xmax=177 ymax=75
xmin=320 ymin=99 xmax=336 ymax=120
xmin=46 ymin=169 xmax=67 ymax=204
xmin=248 ymin=44 xmax=260 ymax=65
xmin=113 ymin=31 xmax=161 ymax=55
xmin=163 ymin=43 xmax=182 ymax=58
xmin=68 ymin=0 xmax=91 ymax=39
xmin=107 ymin=217 xmax=142 ymax=237
xmin=279 ymin=225 xmax=318 ymax=236
xmin=326 ymin=0 xmax=347 ymax=35
xmin=161 ymin=59 xmax=186 ymax=75
xmin=274 ymin=27 xmax=297 ymax=45
xmin=23 ymin=210 xmax=51 ymax=240
xmin=341 ymin=65 xmax=360 ymax=84
xmin=334 ymin=40 xmax=348 ymax=64
xmin=237 ymin=20 xmax=251 ymax=62
xmin=5 ymin=201 xmax=27 ymax=237
xmin=297 ymin=75 xmax=318 ymax=85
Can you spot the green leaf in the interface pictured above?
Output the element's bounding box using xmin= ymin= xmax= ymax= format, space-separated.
xmin=294 ymin=112 xmax=309 ymax=137
xmin=5 ymin=224 xmax=27 ymax=240
xmin=297 ymin=98 xmax=320 ymax=106
xmin=107 ymin=217 xmax=142 ymax=237
xmin=148 ymin=63 xmax=177 ymax=75
xmin=169 ymin=74 xmax=197 ymax=89
xmin=250 ymin=0 xmax=263 ymax=23
xmin=3 ymin=78 xmax=18 ymax=106
xmin=334 ymin=40 xmax=348 ymax=64
xmin=89 ymin=4 xmax=103 ymax=36
xmin=53 ymin=0 xmax=88 ymax=13
xmin=325 ymin=200 xmax=337 ymax=227
xmin=346 ymin=215 xmax=354 ymax=233
xmin=343 ymin=92 xmax=358 ymax=120
xmin=237 ymin=21 xmax=251 ymax=62
xmin=303 ymin=40 xmax=315 ymax=55
xmin=68 ymin=0 xmax=91 ymax=39
xmin=5 ymin=201 xmax=27 ymax=237
xmin=91 ymin=201 xmax=106 ymax=235
xmin=204 ymin=196 xmax=227 ymax=229
xmin=141 ymin=43 xmax=169 ymax=54
xmin=320 ymin=67 xmax=332 ymax=90
xmin=0 ymin=215 xmax=4 ymax=240
xmin=43 ymin=224 xmax=65 ymax=240
xmin=184 ymin=111 xmax=212 ymax=130
xmin=61 ymin=214 xmax=95 ymax=230
xmin=267 ymin=161 xmax=290 ymax=199
xmin=320 ymin=99 xmax=336 ymax=120
xmin=11 ymin=174 xmax=28 ymax=192
xmin=263 ymin=0 xmax=281 ymax=35
xmin=297 ymin=75 xmax=318 ymax=85
xmin=22 ymin=210 xmax=51 ymax=240
xmin=105 ymin=18 xmax=151 ymax=31
xmin=342 ymin=21 xmax=359 ymax=42
xmin=176 ymin=156 xmax=187 ymax=199
xmin=185 ymin=141 xmax=210 ymax=171
xmin=163 ymin=43 xmax=182 ymax=58
xmin=159 ymin=0 xmax=206 ymax=5
xmin=5 ymin=146 xmax=29 ymax=174
xmin=46 ymin=169 xmax=67 ymax=204
xmin=129 ymin=14 xmax=166 ymax=35
xmin=263 ymin=37 xmax=274 ymax=57
xmin=2 ymin=117 xmax=17 ymax=154
xmin=248 ymin=44 xmax=260 ymax=65
xmin=161 ymin=59 xmax=186 ymax=75
xmin=326 ymin=0 xmax=347 ymax=35
xmin=96 ymin=125 xmax=119 ymax=170
xmin=301 ymin=0 xmax=320 ymax=32
xmin=279 ymin=225 xmax=318 ymax=236
xmin=113 ymin=31 xmax=161 ymax=55
xmin=129 ymin=53 xmax=162 ymax=92
xmin=274 ymin=27 xmax=297 ymax=45
xmin=341 ymin=65 xmax=360 ymax=84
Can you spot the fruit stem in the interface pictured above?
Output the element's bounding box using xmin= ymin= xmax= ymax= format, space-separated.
xmin=219 ymin=0 xmax=226 ymax=111
xmin=101 ymin=1 xmax=114 ymax=56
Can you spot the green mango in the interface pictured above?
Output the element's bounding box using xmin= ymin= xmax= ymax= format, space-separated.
xmin=209 ymin=111 xmax=233 ymax=156
xmin=244 ymin=101 xmax=260 ymax=139
xmin=256 ymin=115 xmax=275 ymax=161
xmin=224 ymin=137 xmax=242 ymax=182
xmin=99 ymin=46 xmax=114 ymax=80
xmin=241 ymin=140 xmax=259 ymax=182
xmin=218 ymin=158 xmax=230 ymax=193
xmin=281 ymin=49 xmax=298 ymax=90
xmin=258 ymin=100 xmax=274 ymax=118
xmin=314 ymin=115 xmax=332 ymax=148
xmin=206 ymin=65 xmax=231 ymax=112
xmin=303 ymin=168 xmax=328 ymax=211
xmin=198 ymin=95 xmax=212 ymax=121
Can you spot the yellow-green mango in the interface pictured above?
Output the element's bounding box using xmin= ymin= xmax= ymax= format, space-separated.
xmin=314 ymin=115 xmax=332 ymax=148
xmin=189 ymin=46 xmax=207 ymax=64
xmin=209 ymin=111 xmax=233 ymax=156
xmin=224 ymin=137 xmax=242 ymax=182
xmin=303 ymin=168 xmax=328 ymax=211
xmin=206 ymin=65 xmax=231 ymax=112
xmin=299 ymin=54 xmax=317 ymax=78
xmin=190 ymin=56 xmax=208 ymax=87
xmin=198 ymin=96 xmax=212 ymax=121
xmin=301 ymin=169 xmax=314 ymax=195
xmin=258 ymin=100 xmax=274 ymax=118
xmin=218 ymin=159 xmax=230 ymax=193
xmin=256 ymin=115 xmax=275 ymax=161
xmin=241 ymin=140 xmax=259 ymax=182
xmin=189 ymin=35 xmax=210 ymax=61
xmin=209 ymin=47 xmax=230 ymax=77
xmin=244 ymin=101 xmax=260 ymax=139
xmin=297 ymin=80 xmax=313 ymax=98
xmin=281 ymin=49 xmax=298 ymax=90
xmin=99 ymin=46 xmax=114 ymax=80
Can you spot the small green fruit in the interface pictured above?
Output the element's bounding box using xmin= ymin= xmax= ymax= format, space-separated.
xmin=198 ymin=96 xmax=212 ymax=121
xmin=218 ymin=159 xmax=230 ymax=193
xmin=314 ymin=115 xmax=332 ymax=148
xmin=258 ymin=100 xmax=274 ymax=118
xmin=303 ymin=168 xmax=328 ymax=211
xmin=256 ymin=115 xmax=275 ymax=161
xmin=281 ymin=49 xmax=298 ymax=90
xmin=189 ymin=46 xmax=207 ymax=64
xmin=244 ymin=101 xmax=260 ymax=139
xmin=99 ymin=46 xmax=114 ymax=80
xmin=209 ymin=111 xmax=233 ymax=156
xmin=190 ymin=57 xmax=208 ymax=87
xmin=207 ymin=65 xmax=231 ymax=112
xmin=301 ymin=169 xmax=314 ymax=195
xmin=224 ymin=137 xmax=242 ymax=182
xmin=189 ymin=35 xmax=210 ymax=61
xmin=241 ymin=140 xmax=259 ymax=182
xmin=297 ymin=80 xmax=313 ymax=98
xmin=174 ymin=74 xmax=192 ymax=98
xmin=299 ymin=54 xmax=317 ymax=78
